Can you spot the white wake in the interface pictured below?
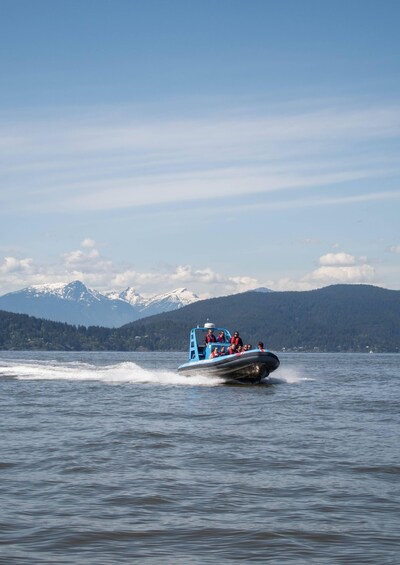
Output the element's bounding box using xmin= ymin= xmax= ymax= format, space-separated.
xmin=0 ymin=360 xmax=225 ymax=387
xmin=265 ymin=365 xmax=313 ymax=384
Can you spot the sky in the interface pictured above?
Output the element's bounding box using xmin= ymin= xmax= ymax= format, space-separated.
xmin=1 ymin=0 xmax=399 ymax=298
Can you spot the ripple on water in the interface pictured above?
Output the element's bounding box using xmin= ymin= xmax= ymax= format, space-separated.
xmin=0 ymin=351 xmax=399 ymax=564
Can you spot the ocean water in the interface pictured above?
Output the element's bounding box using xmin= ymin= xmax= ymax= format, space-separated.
xmin=0 ymin=351 xmax=399 ymax=564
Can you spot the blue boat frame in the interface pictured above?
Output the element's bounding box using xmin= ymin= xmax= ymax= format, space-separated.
xmin=188 ymin=325 xmax=232 ymax=361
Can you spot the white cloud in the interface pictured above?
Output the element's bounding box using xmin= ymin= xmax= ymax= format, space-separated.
xmin=271 ymin=277 xmax=314 ymax=292
xmin=306 ymin=264 xmax=375 ymax=284
xmin=111 ymin=264 xmax=259 ymax=297
xmin=389 ymin=245 xmax=400 ymax=254
xmin=0 ymin=241 xmax=261 ymax=298
xmin=304 ymin=252 xmax=376 ymax=285
xmin=267 ymin=251 xmax=378 ymax=291
xmin=81 ymin=238 xmax=96 ymax=248
xmin=0 ymin=245 xmax=385 ymax=297
xmin=0 ymin=256 xmax=34 ymax=274
xmin=63 ymin=248 xmax=101 ymax=268
xmin=171 ymin=265 xmax=259 ymax=294
xmin=0 ymin=256 xmax=61 ymax=293
xmin=319 ymin=252 xmax=356 ymax=266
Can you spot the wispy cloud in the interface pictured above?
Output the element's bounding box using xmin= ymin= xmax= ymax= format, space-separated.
xmin=1 ymin=101 xmax=399 ymax=213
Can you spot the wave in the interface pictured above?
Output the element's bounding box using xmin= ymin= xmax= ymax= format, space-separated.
xmin=0 ymin=360 xmax=226 ymax=387
xmin=0 ymin=358 xmax=310 ymax=387
xmin=265 ymin=366 xmax=313 ymax=384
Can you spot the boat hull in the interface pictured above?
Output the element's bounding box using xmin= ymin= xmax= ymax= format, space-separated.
xmin=178 ymin=350 xmax=280 ymax=384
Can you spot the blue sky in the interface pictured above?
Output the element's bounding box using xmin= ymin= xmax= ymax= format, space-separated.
xmin=1 ymin=0 xmax=399 ymax=297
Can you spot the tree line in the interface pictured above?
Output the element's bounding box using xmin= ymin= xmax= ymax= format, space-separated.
xmin=1 ymin=284 xmax=399 ymax=352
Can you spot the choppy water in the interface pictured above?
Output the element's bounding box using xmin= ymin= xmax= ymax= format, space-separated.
xmin=0 ymin=351 xmax=399 ymax=564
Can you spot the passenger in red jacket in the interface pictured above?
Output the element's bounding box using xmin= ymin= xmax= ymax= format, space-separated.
xmin=205 ymin=328 xmax=217 ymax=344
xmin=210 ymin=347 xmax=219 ymax=359
xmin=230 ymin=331 xmax=243 ymax=347
xmin=217 ymin=331 xmax=226 ymax=343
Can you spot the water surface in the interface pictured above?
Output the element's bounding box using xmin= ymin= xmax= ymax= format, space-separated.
xmin=0 ymin=352 xmax=399 ymax=563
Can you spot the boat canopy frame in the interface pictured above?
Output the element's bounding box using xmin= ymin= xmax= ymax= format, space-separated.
xmin=188 ymin=325 xmax=232 ymax=362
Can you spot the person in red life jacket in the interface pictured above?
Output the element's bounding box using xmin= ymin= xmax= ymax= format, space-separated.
xmin=219 ymin=346 xmax=226 ymax=356
xmin=217 ymin=331 xmax=226 ymax=343
xmin=210 ymin=347 xmax=219 ymax=359
xmin=257 ymin=341 xmax=265 ymax=352
xmin=230 ymin=331 xmax=243 ymax=348
xmin=228 ymin=343 xmax=237 ymax=355
xmin=205 ymin=328 xmax=217 ymax=344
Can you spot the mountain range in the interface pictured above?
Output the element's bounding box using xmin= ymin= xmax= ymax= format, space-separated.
xmin=0 ymin=284 xmax=399 ymax=352
xmin=0 ymin=280 xmax=199 ymax=327
xmin=116 ymin=284 xmax=400 ymax=352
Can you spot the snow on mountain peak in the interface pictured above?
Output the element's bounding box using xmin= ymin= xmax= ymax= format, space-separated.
xmin=145 ymin=287 xmax=199 ymax=310
xmin=0 ymin=280 xmax=200 ymax=326
xmin=28 ymin=282 xmax=68 ymax=296
xmin=147 ymin=288 xmax=189 ymax=303
xmin=23 ymin=280 xmax=102 ymax=302
xmin=62 ymin=280 xmax=103 ymax=302
xmin=119 ymin=287 xmax=146 ymax=306
xmin=107 ymin=286 xmax=199 ymax=310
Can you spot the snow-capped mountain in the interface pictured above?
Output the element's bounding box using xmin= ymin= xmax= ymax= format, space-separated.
xmin=23 ymin=280 xmax=104 ymax=303
xmin=0 ymin=281 xmax=199 ymax=328
xmin=105 ymin=287 xmax=147 ymax=308
xmin=106 ymin=286 xmax=199 ymax=315
xmin=140 ymin=288 xmax=199 ymax=317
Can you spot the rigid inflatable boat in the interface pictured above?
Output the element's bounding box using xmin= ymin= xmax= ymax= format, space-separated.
xmin=178 ymin=322 xmax=280 ymax=384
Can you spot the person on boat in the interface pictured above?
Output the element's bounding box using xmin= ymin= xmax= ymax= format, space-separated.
xmin=237 ymin=345 xmax=244 ymax=354
xmin=210 ymin=347 xmax=219 ymax=359
xmin=219 ymin=346 xmax=226 ymax=356
xmin=217 ymin=331 xmax=227 ymax=343
xmin=228 ymin=343 xmax=237 ymax=355
xmin=230 ymin=331 xmax=243 ymax=347
xmin=205 ymin=328 xmax=217 ymax=344
xmin=257 ymin=341 xmax=265 ymax=352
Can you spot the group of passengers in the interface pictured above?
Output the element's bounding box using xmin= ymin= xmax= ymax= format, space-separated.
xmin=205 ymin=328 xmax=265 ymax=358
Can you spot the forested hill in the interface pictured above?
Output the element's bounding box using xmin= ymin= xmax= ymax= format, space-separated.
xmin=0 ymin=284 xmax=399 ymax=352
xmin=0 ymin=310 xmax=112 ymax=350
xmin=117 ymin=284 xmax=400 ymax=352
